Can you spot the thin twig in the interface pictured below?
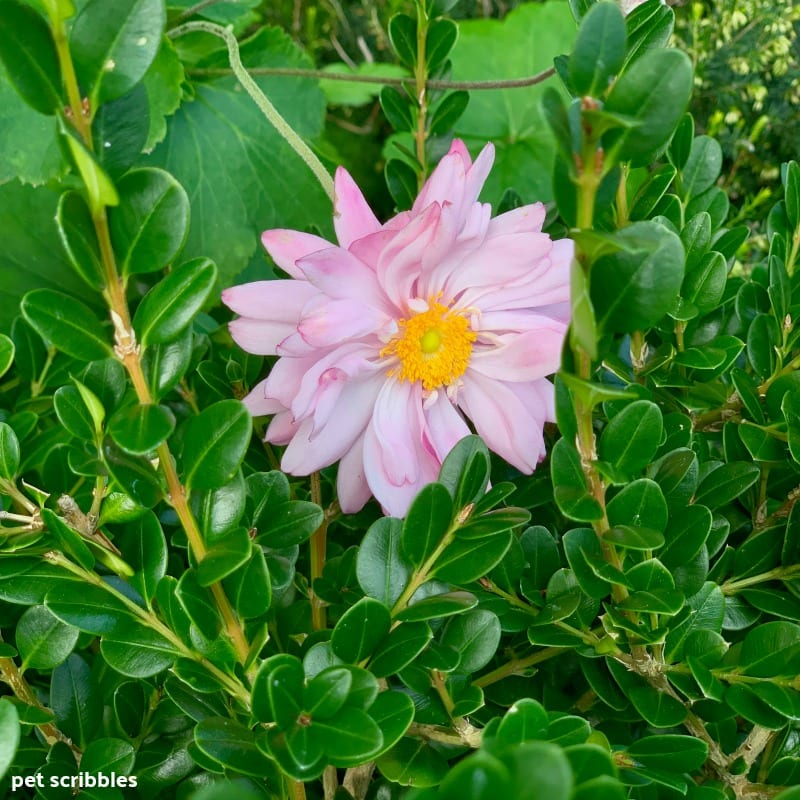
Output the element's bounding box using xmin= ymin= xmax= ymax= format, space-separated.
xmin=187 ymin=65 xmax=557 ymax=91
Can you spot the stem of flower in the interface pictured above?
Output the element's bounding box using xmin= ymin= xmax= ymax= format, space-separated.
xmin=413 ymin=0 xmax=430 ymax=185
xmin=167 ymin=21 xmax=334 ymax=203
xmin=309 ymin=471 xmax=328 ymax=631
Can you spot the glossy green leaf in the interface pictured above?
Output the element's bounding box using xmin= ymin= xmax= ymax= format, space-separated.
xmin=433 ymin=530 xmax=513 ymax=584
xmin=109 ymin=168 xmax=189 ymax=277
xmin=402 ymin=482 xmax=453 ymax=567
xmin=495 ymin=698 xmax=548 ymax=746
xmin=369 ymin=621 xmax=432 ymax=677
xmin=267 ymin=661 xmax=304 ymax=729
xmin=195 ymin=717 xmax=276 ymax=776
xmin=563 ymin=528 xmax=612 ymax=599
xmin=21 ymin=288 xmax=111 ymax=361
xmin=0 ymin=333 xmax=13 ymax=378
xmin=81 ymin=737 xmax=135 ymax=777
xmin=680 ymin=135 xmax=723 ymax=198
xmin=591 ymin=222 xmax=684 ymax=333
xmin=197 ymin=527 xmax=251 ymax=587
xmin=103 ymin=439 xmax=163 ymax=508
xmin=181 ymin=400 xmax=251 ymax=491
xmin=693 ymin=462 xmax=760 ymax=508
xmin=0 ymin=421 xmax=20 ymax=480
xmin=740 ymin=621 xmax=800 ymax=677
xmin=256 ymin=500 xmax=322 ymax=549
xmin=134 ymin=257 xmax=217 ymax=345
xmin=438 ymin=435 xmax=491 ymax=509
xmin=385 ymin=157 xmax=418 ymax=212
xmin=569 ymin=0 xmax=626 ymax=97
xmin=0 ymin=699 xmax=20 ymax=782
xmin=551 ymin=438 xmax=603 ymax=522
xmin=108 ymin=403 xmax=175 ymax=455
xmin=16 ymin=605 xmax=79 ymax=670
xmin=0 ymin=1 xmax=62 ymax=115
xmin=356 ymin=517 xmax=410 ymax=607
xmin=599 ymin=400 xmax=662 ymax=476
xmin=457 ymin=508 xmax=531 ymax=540
xmin=331 ymin=597 xmax=391 ymax=663
xmin=429 ymin=89 xmax=470 ymax=136
xmin=225 ymin=547 xmax=271 ymax=620
xmin=683 ymin=251 xmax=727 ymax=313
xmin=441 ymin=609 xmax=500 ymax=673
xmin=376 ymin=738 xmax=449 ymax=788
xmin=70 ymin=0 xmax=165 ymax=104
xmin=603 ymin=48 xmax=692 ymax=164
xmin=607 ymin=478 xmax=668 ymax=533
xmin=50 ymin=654 xmax=102 ymax=749
xmin=396 ymin=591 xmax=478 ymax=622
xmin=785 ymin=160 xmax=800 ymax=230
xmin=388 ymin=13 xmax=416 ymax=67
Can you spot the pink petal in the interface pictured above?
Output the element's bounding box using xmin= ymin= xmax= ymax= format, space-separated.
xmin=458 ymin=372 xmax=549 ymax=473
xmin=441 ymin=232 xmax=554 ymax=300
xmin=228 ymin=318 xmax=297 ymax=355
xmin=297 ymin=247 xmax=389 ymax=311
xmin=221 ymin=280 xmax=317 ymax=320
xmin=262 ymin=230 xmax=332 ymax=278
xmin=281 ymin=376 xmax=381 ymax=474
xmin=337 ymin=432 xmax=372 ymax=514
xmin=290 ymin=342 xmax=381 ymax=426
xmin=334 ymin=167 xmax=381 ymax=248
xmin=468 ymin=324 xmax=567 ymax=382
xmin=266 ymin=409 xmax=300 ymax=445
xmin=487 ymin=203 xmax=546 ymax=237
xmin=363 ymin=380 xmax=439 ymax=516
xmin=263 ymin=354 xmax=320 ymax=407
xmin=240 ymin=378 xmax=285 ymax=417
xmin=297 ymin=296 xmax=388 ymax=348
xmin=376 ymin=203 xmax=443 ymax=309
xmin=422 ymin=393 xmax=471 ymax=463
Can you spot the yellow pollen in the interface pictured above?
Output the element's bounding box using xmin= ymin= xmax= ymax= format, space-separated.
xmin=381 ymin=300 xmax=476 ymax=391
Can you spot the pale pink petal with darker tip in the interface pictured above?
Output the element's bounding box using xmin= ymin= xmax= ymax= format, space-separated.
xmin=222 ymin=280 xmax=317 ymax=320
xmin=334 ymin=167 xmax=382 ymax=249
xmin=468 ymin=324 xmax=567 ymax=382
xmin=240 ymin=378 xmax=285 ymax=417
xmin=261 ymin=230 xmax=331 ymax=278
xmin=337 ymin=432 xmax=371 ymax=514
xmin=457 ymin=372 xmax=549 ymax=473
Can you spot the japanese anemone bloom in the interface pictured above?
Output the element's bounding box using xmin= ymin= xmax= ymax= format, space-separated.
xmin=222 ymin=140 xmax=572 ymax=516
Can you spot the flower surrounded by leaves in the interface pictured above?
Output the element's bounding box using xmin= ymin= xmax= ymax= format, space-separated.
xmin=223 ymin=140 xmax=572 ymax=515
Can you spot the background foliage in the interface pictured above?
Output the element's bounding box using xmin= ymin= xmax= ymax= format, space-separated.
xmin=3 ymin=1 xmax=800 ymax=800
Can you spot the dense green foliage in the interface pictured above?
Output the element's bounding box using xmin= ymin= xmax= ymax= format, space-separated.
xmin=2 ymin=1 xmax=800 ymax=800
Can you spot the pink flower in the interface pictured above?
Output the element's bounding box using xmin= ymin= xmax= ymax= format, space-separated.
xmin=222 ymin=140 xmax=572 ymax=516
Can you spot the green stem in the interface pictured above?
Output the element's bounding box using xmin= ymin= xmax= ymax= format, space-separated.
xmin=168 ymin=21 xmax=334 ymax=202
xmin=309 ymin=471 xmax=328 ymax=631
xmin=413 ymin=1 xmax=430 ymax=185
xmin=46 ymin=552 xmax=252 ymax=706
xmin=187 ymin=65 xmax=556 ymax=92
xmin=473 ymin=647 xmax=565 ymax=688
xmin=0 ymin=651 xmax=82 ymax=760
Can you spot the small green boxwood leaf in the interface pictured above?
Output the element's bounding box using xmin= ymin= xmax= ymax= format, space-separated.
xmin=0 ymin=1 xmax=62 ymax=115
xmin=109 ymin=168 xmax=189 ymax=277
xmin=134 ymin=257 xmax=217 ymax=345
xmin=21 ymin=289 xmax=111 ymax=362
xmin=108 ymin=403 xmax=175 ymax=455
xmin=181 ymin=400 xmax=251 ymax=491
xmin=70 ymin=0 xmax=165 ymax=104
xmin=16 ymin=605 xmax=79 ymax=670
xmin=331 ymin=597 xmax=391 ymax=663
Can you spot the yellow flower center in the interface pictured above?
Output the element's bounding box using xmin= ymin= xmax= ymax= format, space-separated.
xmin=381 ymin=299 xmax=476 ymax=391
